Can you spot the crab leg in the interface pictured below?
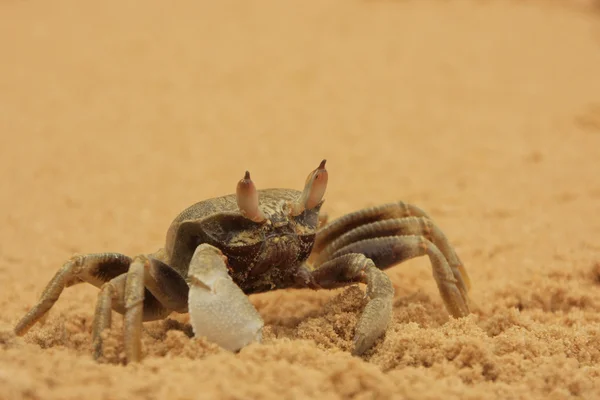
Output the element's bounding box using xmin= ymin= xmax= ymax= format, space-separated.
xmin=14 ymin=252 xmax=188 ymax=363
xmin=93 ymin=257 xmax=187 ymax=363
xmin=93 ymin=271 xmax=172 ymax=363
xmin=121 ymin=257 xmax=146 ymax=362
xmin=310 ymin=253 xmax=394 ymax=355
xmin=14 ymin=253 xmax=133 ymax=336
xmin=144 ymin=258 xmax=190 ymax=313
xmin=314 ymin=216 xmax=470 ymax=297
xmin=92 ymin=275 xmax=120 ymax=359
xmin=327 ymin=235 xmax=470 ymax=319
xmin=187 ymin=243 xmax=264 ymax=352
xmin=313 ymin=201 xmax=430 ymax=254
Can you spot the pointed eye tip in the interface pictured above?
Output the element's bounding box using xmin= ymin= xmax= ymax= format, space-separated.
xmin=243 ymin=171 xmax=251 ymax=180
xmin=318 ymin=159 xmax=327 ymax=170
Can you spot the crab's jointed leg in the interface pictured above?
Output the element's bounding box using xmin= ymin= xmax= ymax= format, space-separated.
xmin=187 ymin=243 xmax=264 ymax=352
xmin=92 ymin=258 xmax=157 ymax=363
xmin=315 ymin=215 xmax=470 ymax=300
xmin=313 ymin=201 xmax=431 ymax=254
xmin=331 ymin=235 xmax=469 ymax=318
xmin=313 ymin=202 xmax=471 ymax=311
xmin=14 ymin=253 xmax=189 ymax=363
xmin=311 ymin=253 xmax=394 ymax=355
xmin=13 ymin=253 xmax=133 ymax=336
xmin=307 ymin=202 xmax=471 ymax=355
xmin=310 ymin=234 xmax=469 ymax=355
xmin=93 ymin=256 xmax=188 ymax=363
xmin=93 ymin=274 xmax=120 ymax=359
xmin=121 ymin=258 xmax=146 ymax=362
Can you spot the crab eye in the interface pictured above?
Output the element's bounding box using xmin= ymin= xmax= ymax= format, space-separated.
xmin=290 ymin=159 xmax=328 ymax=216
xmin=236 ymin=171 xmax=267 ymax=223
xmin=304 ymin=161 xmax=328 ymax=209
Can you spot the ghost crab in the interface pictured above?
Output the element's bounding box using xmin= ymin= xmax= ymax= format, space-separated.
xmin=14 ymin=160 xmax=471 ymax=363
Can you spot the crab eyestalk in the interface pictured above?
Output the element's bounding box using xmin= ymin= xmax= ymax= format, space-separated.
xmin=236 ymin=171 xmax=267 ymax=223
xmin=290 ymin=159 xmax=328 ymax=216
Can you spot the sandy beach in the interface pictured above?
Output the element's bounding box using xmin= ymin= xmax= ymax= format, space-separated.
xmin=1 ymin=1 xmax=600 ymax=398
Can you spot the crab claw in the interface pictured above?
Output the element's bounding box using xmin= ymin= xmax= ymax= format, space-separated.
xmin=290 ymin=159 xmax=328 ymax=216
xmin=236 ymin=171 xmax=267 ymax=223
xmin=187 ymin=244 xmax=264 ymax=352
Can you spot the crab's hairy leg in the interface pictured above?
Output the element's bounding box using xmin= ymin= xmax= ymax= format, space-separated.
xmin=313 ymin=202 xmax=429 ymax=254
xmin=92 ymin=275 xmax=122 ymax=360
xmin=311 ymin=253 xmax=394 ymax=356
xmin=93 ymin=262 xmax=148 ymax=363
xmin=187 ymin=244 xmax=264 ymax=352
xmin=15 ymin=252 xmax=188 ymax=363
xmin=314 ymin=216 xmax=470 ymax=296
xmin=122 ymin=257 xmax=146 ymax=363
xmin=14 ymin=253 xmax=132 ymax=336
xmin=93 ymin=259 xmax=186 ymax=363
xmin=120 ymin=256 xmax=181 ymax=363
xmin=144 ymin=258 xmax=189 ymax=313
xmin=330 ymin=235 xmax=470 ymax=319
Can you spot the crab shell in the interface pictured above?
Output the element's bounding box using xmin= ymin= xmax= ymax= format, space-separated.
xmin=161 ymin=188 xmax=324 ymax=351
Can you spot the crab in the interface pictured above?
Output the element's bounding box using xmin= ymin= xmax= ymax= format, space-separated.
xmin=14 ymin=160 xmax=471 ymax=363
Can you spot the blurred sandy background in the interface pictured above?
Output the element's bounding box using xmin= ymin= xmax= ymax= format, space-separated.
xmin=1 ymin=0 xmax=600 ymax=399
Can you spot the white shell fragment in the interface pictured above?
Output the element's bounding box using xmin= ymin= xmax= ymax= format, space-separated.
xmin=187 ymin=244 xmax=264 ymax=352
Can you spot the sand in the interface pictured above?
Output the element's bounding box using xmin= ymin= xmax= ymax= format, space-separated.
xmin=1 ymin=0 xmax=600 ymax=399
